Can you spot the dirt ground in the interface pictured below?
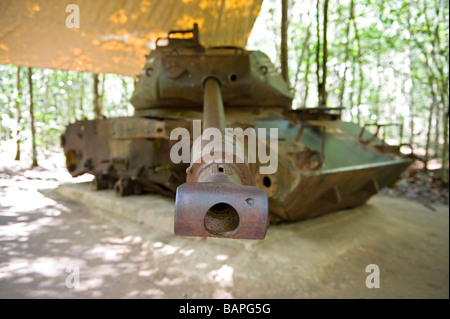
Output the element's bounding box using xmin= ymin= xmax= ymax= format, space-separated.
xmin=0 ymin=156 xmax=448 ymax=299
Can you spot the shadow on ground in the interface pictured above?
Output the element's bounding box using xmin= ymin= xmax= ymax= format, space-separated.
xmin=0 ymin=167 xmax=448 ymax=299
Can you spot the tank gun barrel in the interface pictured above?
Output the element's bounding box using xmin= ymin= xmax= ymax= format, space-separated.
xmin=203 ymin=77 xmax=226 ymax=131
xmin=174 ymin=77 xmax=269 ymax=239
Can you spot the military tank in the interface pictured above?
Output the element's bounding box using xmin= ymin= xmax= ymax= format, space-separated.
xmin=61 ymin=24 xmax=412 ymax=240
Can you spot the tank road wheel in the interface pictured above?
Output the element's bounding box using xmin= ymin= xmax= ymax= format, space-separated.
xmin=114 ymin=178 xmax=133 ymax=197
xmin=132 ymin=183 xmax=143 ymax=195
xmin=91 ymin=175 xmax=111 ymax=191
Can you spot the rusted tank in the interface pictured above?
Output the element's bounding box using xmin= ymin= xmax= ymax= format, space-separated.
xmin=61 ymin=24 xmax=412 ymax=239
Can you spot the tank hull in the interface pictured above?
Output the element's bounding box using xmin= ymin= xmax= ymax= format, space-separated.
xmin=61 ymin=109 xmax=412 ymax=224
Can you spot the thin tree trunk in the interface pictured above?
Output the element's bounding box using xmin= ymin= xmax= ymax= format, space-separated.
xmin=338 ymin=0 xmax=354 ymax=108
xmin=28 ymin=67 xmax=38 ymax=167
xmin=407 ymin=52 xmax=415 ymax=146
xmin=316 ymin=0 xmax=321 ymax=106
xmin=320 ymin=0 xmax=329 ymax=107
xmin=67 ymin=72 xmax=76 ymax=123
xmin=354 ymin=14 xmax=363 ymax=125
xmin=373 ymin=0 xmax=385 ymax=120
xmin=348 ymin=55 xmax=356 ymax=121
xmin=100 ymin=73 xmax=105 ymax=116
xmin=14 ymin=66 xmax=21 ymax=161
xmin=42 ymin=71 xmax=49 ymax=124
xmin=42 ymin=70 xmax=50 ymax=151
xmin=93 ymin=73 xmax=101 ymax=119
xmin=280 ymin=0 xmax=289 ymax=84
xmin=78 ymin=72 xmax=85 ymax=119
xmin=302 ymin=46 xmax=311 ymax=108
xmin=424 ymin=83 xmax=437 ymax=172
xmin=441 ymin=109 xmax=449 ymax=183
xmin=292 ymin=25 xmax=311 ymax=96
xmin=434 ymin=101 xmax=441 ymax=156
xmin=405 ymin=2 xmax=415 ymax=146
xmin=372 ymin=48 xmax=381 ymax=119
xmin=316 ymin=0 xmax=329 ymax=107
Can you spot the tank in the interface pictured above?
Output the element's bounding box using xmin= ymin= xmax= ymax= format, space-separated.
xmin=61 ymin=24 xmax=412 ymax=239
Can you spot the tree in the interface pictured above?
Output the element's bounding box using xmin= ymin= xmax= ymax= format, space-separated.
xmin=14 ymin=66 xmax=21 ymax=161
xmin=280 ymin=0 xmax=289 ymax=83
xmin=338 ymin=0 xmax=355 ymax=109
xmin=28 ymin=67 xmax=38 ymax=167
xmin=93 ymin=73 xmax=101 ymax=119
xmin=316 ymin=0 xmax=329 ymax=107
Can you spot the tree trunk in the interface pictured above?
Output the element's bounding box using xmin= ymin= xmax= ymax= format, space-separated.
xmin=354 ymin=14 xmax=363 ymax=125
xmin=14 ymin=66 xmax=21 ymax=161
xmin=67 ymin=72 xmax=76 ymax=123
xmin=292 ymin=25 xmax=311 ymax=97
xmin=434 ymin=101 xmax=441 ymax=157
xmin=78 ymin=72 xmax=85 ymax=119
xmin=406 ymin=2 xmax=415 ymax=146
xmin=316 ymin=0 xmax=321 ymax=106
xmin=424 ymin=83 xmax=437 ymax=173
xmin=280 ymin=0 xmax=289 ymax=84
xmin=302 ymin=46 xmax=311 ymax=108
xmin=93 ymin=73 xmax=101 ymax=119
xmin=338 ymin=0 xmax=354 ymax=109
xmin=42 ymin=70 xmax=50 ymax=151
xmin=28 ymin=67 xmax=38 ymax=168
xmin=316 ymin=0 xmax=329 ymax=107
xmin=320 ymin=0 xmax=329 ymax=107
xmin=348 ymin=55 xmax=356 ymax=121
xmin=100 ymin=73 xmax=105 ymax=116
xmin=121 ymin=76 xmax=128 ymax=109
xmin=441 ymin=109 xmax=449 ymax=183
xmin=407 ymin=51 xmax=415 ymax=146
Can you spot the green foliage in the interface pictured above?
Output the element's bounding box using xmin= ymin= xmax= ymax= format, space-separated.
xmin=0 ymin=65 xmax=134 ymax=159
xmin=247 ymin=0 xmax=449 ymax=155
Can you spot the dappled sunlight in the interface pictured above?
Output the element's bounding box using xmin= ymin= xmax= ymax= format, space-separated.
xmin=215 ymin=254 xmax=228 ymax=261
xmin=0 ymin=0 xmax=262 ymax=75
xmin=207 ymin=264 xmax=234 ymax=288
xmin=109 ymin=9 xmax=129 ymax=26
xmin=173 ymin=16 xmax=205 ymax=31
xmin=85 ymin=244 xmax=132 ymax=262
xmin=25 ymin=3 xmax=41 ymax=18
xmin=143 ymin=288 xmax=165 ymax=298
xmin=155 ymin=276 xmax=184 ymax=287
xmin=138 ymin=268 xmax=159 ymax=277
xmin=0 ymin=166 xmax=242 ymax=298
xmin=152 ymin=242 xmax=180 ymax=256
xmin=207 ymin=264 xmax=235 ymax=298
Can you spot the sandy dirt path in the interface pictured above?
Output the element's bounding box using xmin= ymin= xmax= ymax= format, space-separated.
xmin=0 ymin=167 xmax=448 ymax=299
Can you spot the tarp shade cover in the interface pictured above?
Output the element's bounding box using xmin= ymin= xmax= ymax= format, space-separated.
xmin=0 ymin=0 xmax=263 ymax=76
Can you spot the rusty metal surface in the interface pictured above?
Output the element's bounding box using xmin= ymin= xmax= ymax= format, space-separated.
xmin=174 ymin=74 xmax=269 ymax=239
xmin=174 ymin=182 xmax=268 ymax=239
xmin=203 ymin=77 xmax=226 ymax=131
